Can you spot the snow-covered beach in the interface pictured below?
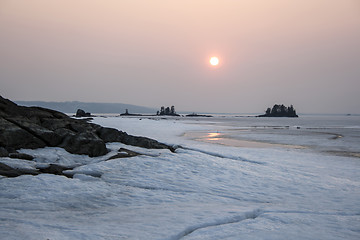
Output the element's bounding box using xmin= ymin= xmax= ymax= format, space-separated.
xmin=1 ymin=115 xmax=360 ymax=239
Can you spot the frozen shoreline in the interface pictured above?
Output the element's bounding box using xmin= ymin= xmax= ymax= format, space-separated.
xmin=1 ymin=115 xmax=360 ymax=239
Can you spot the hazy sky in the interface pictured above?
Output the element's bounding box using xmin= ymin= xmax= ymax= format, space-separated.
xmin=1 ymin=0 xmax=359 ymax=114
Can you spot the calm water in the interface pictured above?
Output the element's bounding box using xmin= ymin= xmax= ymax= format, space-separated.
xmin=182 ymin=115 xmax=360 ymax=157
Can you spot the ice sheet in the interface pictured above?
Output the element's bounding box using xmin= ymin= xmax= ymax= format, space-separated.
xmin=0 ymin=115 xmax=359 ymax=239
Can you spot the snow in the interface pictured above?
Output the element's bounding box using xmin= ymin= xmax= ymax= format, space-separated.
xmin=1 ymin=115 xmax=360 ymax=239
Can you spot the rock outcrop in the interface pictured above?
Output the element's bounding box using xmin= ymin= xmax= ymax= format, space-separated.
xmin=75 ymin=109 xmax=91 ymax=117
xmin=0 ymin=162 xmax=39 ymax=177
xmin=0 ymin=96 xmax=174 ymax=158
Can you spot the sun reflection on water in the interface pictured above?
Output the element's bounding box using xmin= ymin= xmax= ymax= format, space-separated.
xmin=206 ymin=132 xmax=222 ymax=141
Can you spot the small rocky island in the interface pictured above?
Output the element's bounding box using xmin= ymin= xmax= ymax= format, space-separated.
xmin=0 ymin=96 xmax=175 ymax=177
xmin=75 ymin=109 xmax=91 ymax=117
xmin=120 ymin=109 xmax=143 ymax=116
xmin=156 ymin=106 xmax=180 ymax=116
xmin=120 ymin=106 xmax=180 ymax=117
xmin=258 ymin=104 xmax=298 ymax=118
xmin=186 ymin=113 xmax=213 ymax=117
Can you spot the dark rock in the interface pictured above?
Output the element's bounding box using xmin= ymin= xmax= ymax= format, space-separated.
xmin=0 ymin=162 xmax=20 ymax=177
xmin=107 ymin=152 xmax=129 ymax=160
xmin=0 ymin=95 xmax=174 ymax=157
xmin=97 ymin=127 xmax=175 ymax=151
xmin=0 ymin=162 xmax=39 ymax=177
xmin=40 ymin=118 xmax=71 ymax=130
xmin=107 ymin=148 xmax=141 ymax=160
xmin=6 ymin=117 xmax=62 ymax=146
xmin=120 ymin=133 xmax=175 ymax=152
xmin=69 ymin=122 xmax=95 ymax=133
xmin=9 ymin=153 xmax=34 ymax=161
xmin=61 ymin=132 xmax=108 ymax=157
xmin=38 ymin=164 xmax=73 ymax=177
xmin=96 ymin=127 xmax=123 ymax=142
xmin=0 ymin=96 xmax=68 ymax=120
xmin=54 ymin=128 xmax=75 ymax=138
xmin=0 ymin=117 xmax=47 ymax=150
xmin=0 ymin=147 xmax=9 ymax=157
xmin=0 ymin=162 xmax=72 ymax=178
xmin=75 ymin=109 xmax=91 ymax=117
xmin=119 ymin=148 xmax=142 ymax=157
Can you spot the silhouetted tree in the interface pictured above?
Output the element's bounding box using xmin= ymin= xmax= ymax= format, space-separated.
xmin=165 ymin=107 xmax=170 ymax=115
xmin=160 ymin=106 xmax=165 ymax=115
xmin=271 ymin=104 xmax=279 ymax=115
xmin=266 ymin=108 xmax=271 ymax=115
xmin=280 ymin=104 xmax=286 ymax=115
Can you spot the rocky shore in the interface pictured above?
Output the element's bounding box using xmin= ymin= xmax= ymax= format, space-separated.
xmin=0 ymin=96 xmax=175 ymax=177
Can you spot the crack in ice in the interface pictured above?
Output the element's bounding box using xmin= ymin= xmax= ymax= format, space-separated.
xmin=110 ymin=182 xmax=270 ymax=204
xmin=266 ymin=209 xmax=360 ymax=217
xmin=166 ymin=209 xmax=359 ymax=240
xmin=181 ymin=147 xmax=265 ymax=165
xmin=166 ymin=209 xmax=263 ymax=240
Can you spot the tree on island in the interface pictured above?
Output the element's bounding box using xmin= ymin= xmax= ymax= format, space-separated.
xmin=258 ymin=104 xmax=298 ymax=117
xmin=157 ymin=105 xmax=180 ymax=116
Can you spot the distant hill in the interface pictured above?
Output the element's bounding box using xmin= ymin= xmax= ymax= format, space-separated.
xmin=15 ymin=101 xmax=156 ymax=114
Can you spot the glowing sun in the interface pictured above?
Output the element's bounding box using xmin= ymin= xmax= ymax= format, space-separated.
xmin=210 ymin=56 xmax=219 ymax=66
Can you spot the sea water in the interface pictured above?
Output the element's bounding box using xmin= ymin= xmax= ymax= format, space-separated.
xmin=0 ymin=115 xmax=359 ymax=239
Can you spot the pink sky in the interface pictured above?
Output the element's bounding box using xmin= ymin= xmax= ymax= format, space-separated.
xmin=1 ymin=0 xmax=359 ymax=113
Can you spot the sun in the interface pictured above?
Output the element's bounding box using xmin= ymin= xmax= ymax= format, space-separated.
xmin=210 ymin=56 xmax=219 ymax=66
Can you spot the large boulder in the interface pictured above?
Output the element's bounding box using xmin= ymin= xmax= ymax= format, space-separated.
xmin=0 ymin=147 xmax=9 ymax=157
xmin=96 ymin=127 xmax=175 ymax=151
xmin=0 ymin=117 xmax=46 ymax=150
xmin=121 ymin=133 xmax=170 ymax=150
xmin=5 ymin=117 xmax=63 ymax=147
xmin=96 ymin=127 xmax=123 ymax=142
xmin=60 ymin=132 xmax=108 ymax=157
xmin=75 ymin=109 xmax=91 ymax=117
